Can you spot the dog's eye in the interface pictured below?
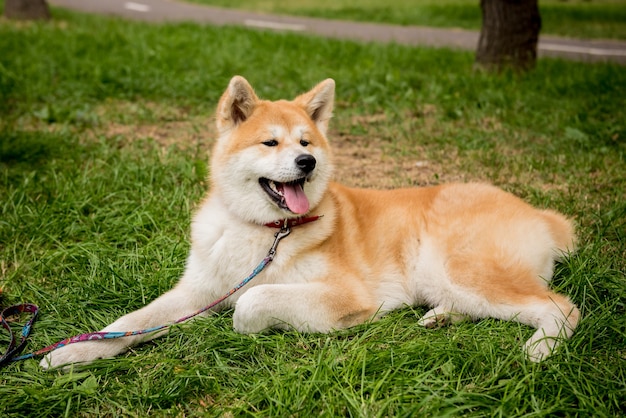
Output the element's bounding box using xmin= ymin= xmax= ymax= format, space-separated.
xmin=262 ymin=139 xmax=279 ymax=147
xmin=300 ymin=139 xmax=310 ymax=147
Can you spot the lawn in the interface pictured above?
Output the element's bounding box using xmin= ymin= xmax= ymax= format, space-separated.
xmin=1 ymin=3 xmax=625 ymax=417
xmin=187 ymin=0 xmax=626 ymax=40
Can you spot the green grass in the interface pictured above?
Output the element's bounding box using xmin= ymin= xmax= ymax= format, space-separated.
xmin=187 ymin=0 xmax=626 ymax=40
xmin=1 ymin=4 xmax=625 ymax=417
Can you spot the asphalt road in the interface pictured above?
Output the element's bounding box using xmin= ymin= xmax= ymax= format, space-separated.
xmin=49 ymin=0 xmax=626 ymax=65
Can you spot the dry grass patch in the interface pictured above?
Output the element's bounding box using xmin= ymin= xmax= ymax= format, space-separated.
xmin=62 ymin=101 xmax=572 ymax=195
xmin=78 ymin=101 xmax=471 ymax=189
xmin=330 ymin=130 xmax=464 ymax=188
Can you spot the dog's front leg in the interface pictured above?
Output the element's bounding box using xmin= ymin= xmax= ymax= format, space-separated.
xmin=40 ymin=282 xmax=212 ymax=370
xmin=233 ymin=282 xmax=374 ymax=334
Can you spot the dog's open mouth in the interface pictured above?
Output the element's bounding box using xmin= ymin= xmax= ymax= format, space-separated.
xmin=259 ymin=177 xmax=310 ymax=214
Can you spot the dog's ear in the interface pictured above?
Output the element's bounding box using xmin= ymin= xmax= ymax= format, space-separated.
xmin=295 ymin=79 xmax=335 ymax=135
xmin=216 ymin=76 xmax=259 ymax=132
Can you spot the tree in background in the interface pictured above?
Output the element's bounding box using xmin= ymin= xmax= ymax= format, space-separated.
xmin=476 ymin=0 xmax=541 ymax=71
xmin=4 ymin=0 xmax=50 ymax=20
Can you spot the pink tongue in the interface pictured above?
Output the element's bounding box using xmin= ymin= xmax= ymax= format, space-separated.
xmin=282 ymin=183 xmax=310 ymax=214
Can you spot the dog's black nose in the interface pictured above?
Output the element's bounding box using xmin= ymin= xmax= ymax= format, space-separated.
xmin=295 ymin=154 xmax=316 ymax=174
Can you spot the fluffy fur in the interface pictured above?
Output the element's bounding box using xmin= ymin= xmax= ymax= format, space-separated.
xmin=41 ymin=76 xmax=579 ymax=369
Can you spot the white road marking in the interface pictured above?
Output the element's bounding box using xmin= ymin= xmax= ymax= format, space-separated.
xmin=244 ymin=19 xmax=306 ymax=32
xmin=124 ymin=2 xmax=151 ymax=13
xmin=540 ymin=43 xmax=626 ymax=57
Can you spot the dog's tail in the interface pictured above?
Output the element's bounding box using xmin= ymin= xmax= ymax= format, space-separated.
xmin=541 ymin=209 xmax=576 ymax=260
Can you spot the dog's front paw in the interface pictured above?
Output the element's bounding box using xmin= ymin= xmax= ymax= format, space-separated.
xmin=39 ymin=340 xmax=124 ymax=370
xmin=233 ymin=286 xmax=284 ymax=334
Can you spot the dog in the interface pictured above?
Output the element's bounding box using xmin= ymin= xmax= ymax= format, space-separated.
xmin=41 ymin=76 xmax=579 ymax=369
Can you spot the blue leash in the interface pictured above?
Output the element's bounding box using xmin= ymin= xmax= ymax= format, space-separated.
xmin=1 ymin=224 xmax=299 ymax=367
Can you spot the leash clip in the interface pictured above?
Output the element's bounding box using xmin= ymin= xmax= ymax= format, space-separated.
xmin=267 ymin=225 xmax=291 ymax=260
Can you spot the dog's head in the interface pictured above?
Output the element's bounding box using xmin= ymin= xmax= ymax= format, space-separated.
xmin=210 ymin=76 xmax=334 ymax=224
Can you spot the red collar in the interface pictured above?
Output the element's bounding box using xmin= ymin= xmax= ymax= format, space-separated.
xmin=264 ymin=215 xmax=323 ymax=229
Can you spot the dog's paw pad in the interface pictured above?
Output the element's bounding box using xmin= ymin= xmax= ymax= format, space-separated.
xmin=417 ymin=315 xmax=441 ymax=329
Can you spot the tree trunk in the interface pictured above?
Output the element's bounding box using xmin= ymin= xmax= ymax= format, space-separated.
xmin=4 ymin=0 xmax=50 ymax=20
xmin=476 ymin=0 xmax=541 ymax=72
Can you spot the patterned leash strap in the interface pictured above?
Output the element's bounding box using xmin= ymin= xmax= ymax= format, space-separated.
xmin=1 ymin=226 xmax=293 ymax=366
xmin=0 ymin=303 xmax=39 ymax=367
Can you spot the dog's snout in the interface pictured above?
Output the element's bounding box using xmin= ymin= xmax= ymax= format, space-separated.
xmin=295 ymin=154 xmax=316 ymax=174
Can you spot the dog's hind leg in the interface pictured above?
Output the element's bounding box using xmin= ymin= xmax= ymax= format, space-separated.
xmin=233 ymin=282 xmax=375 ymax=334
xmin=443 ymin=254 xmax=579 ymax=362
xmin=517 ymin=292 xmax=579 ymax=362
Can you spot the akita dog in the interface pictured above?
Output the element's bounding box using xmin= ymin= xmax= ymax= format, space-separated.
xmin=41 ymin=76 xmax=579 ymax=369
